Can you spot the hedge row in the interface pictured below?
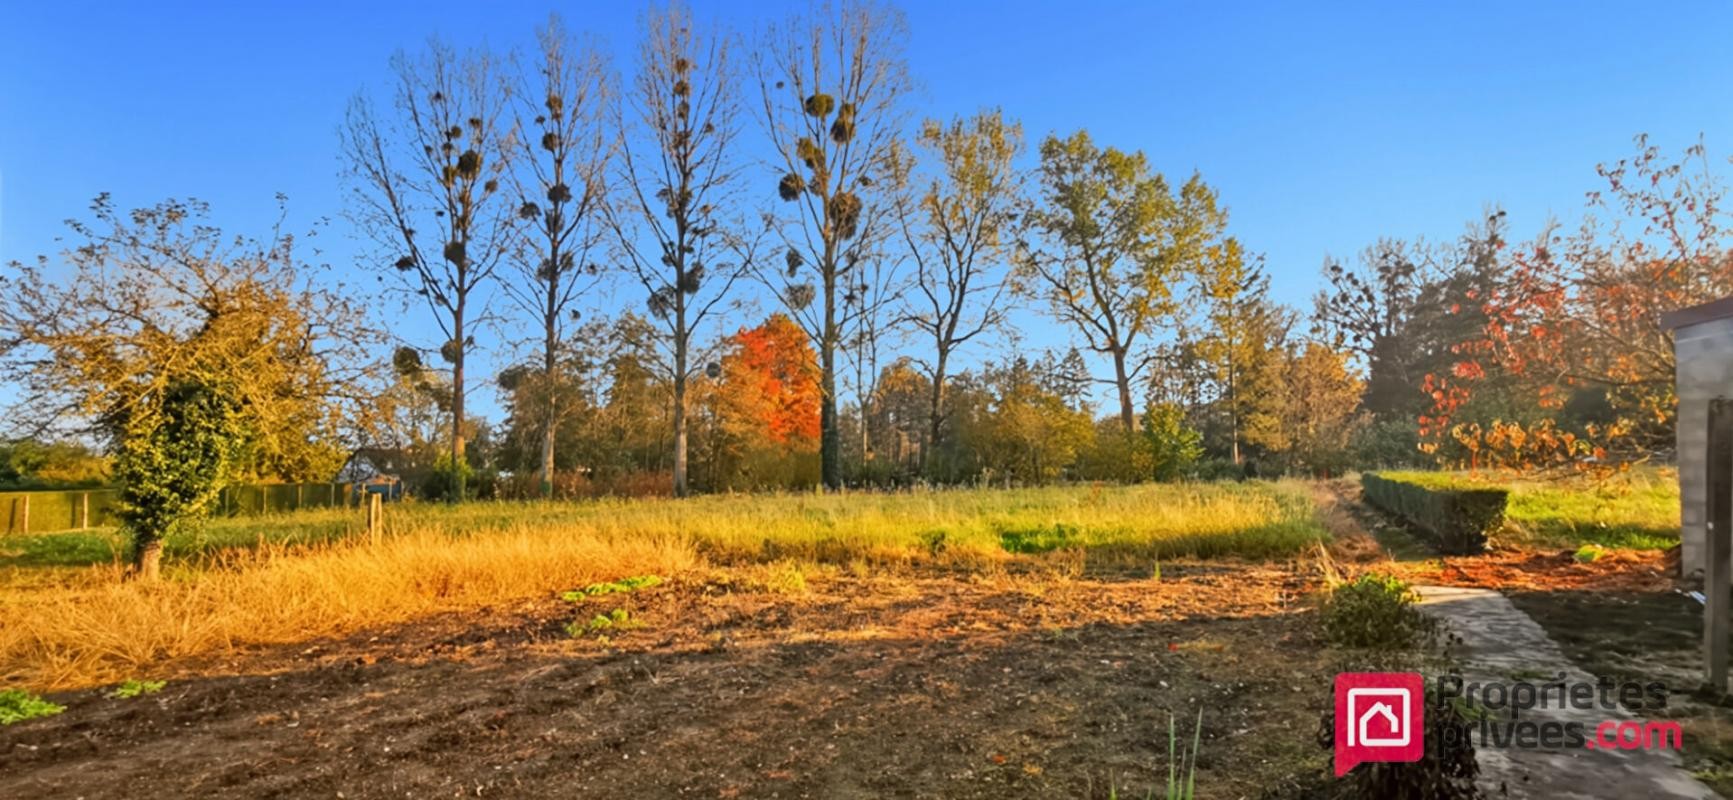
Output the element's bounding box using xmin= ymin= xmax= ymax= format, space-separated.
xmin=1361 ymin=472 xmax=1508 ymax=555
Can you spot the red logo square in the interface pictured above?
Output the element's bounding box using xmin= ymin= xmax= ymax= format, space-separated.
xmin=1335 ymin=672 xmax=1425 ymax=776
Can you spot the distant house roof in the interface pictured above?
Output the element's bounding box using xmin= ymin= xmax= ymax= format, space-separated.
xmin=336 ymin=447 xmax=414 ymax=482
xmin=1663 ymin=296 xmax=1733 ymax=332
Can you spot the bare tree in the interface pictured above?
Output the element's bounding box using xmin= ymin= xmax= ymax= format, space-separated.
xmin=506 ymin=16 xmax=610 ymax=499
xmin=609 ymin=3 xmax=752 ymax=497
xmin=342 ymin=38 xmax=515 ymax=501
xmin=755 ymin=0 xmax=911 ymax=489
xmin=842 ymin=247 xmax=904 ymax=474
xmin=893 ymin=110 xmax=1024 ymax=470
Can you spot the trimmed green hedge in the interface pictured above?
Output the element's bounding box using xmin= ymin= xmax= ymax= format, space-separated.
xmin=1361 ymin=472 xmax=1508 ymax=555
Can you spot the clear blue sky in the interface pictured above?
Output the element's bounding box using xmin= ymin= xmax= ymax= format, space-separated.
xmin=4 ymin=1 xmax=1731 ymax=420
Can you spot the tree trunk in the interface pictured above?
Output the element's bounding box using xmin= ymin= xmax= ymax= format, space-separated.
xmin=131 ymin=534 xmax=162 ymax=581
xmin=672 ymin=290 xmax=691 ymax=497
xmin=540 ymin=318 xmax=561 ymax=498
xmin=1112 ymin=347 xmax=1135 ymax=434
xmin=926 ymin=349 xmax=949 ymax=475
xmin=819 ymin=272 xmax=841 ymax=491
xmin=451 ymin=308 xmax=468 ymax=503
xmin=672 ymin=371 xmax=689 ymax=498
xmin=1227 ymin=348 xmax=1241 ymax=466
xmin=820 ymin=344 xmax=840 ymax=490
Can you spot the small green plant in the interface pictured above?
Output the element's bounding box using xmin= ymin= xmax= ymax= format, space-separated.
xmin=0 ymin=688 xmax=65 ymax=725
xmin=1107 ymin=709 xmax=1203 ymax=799
xmin=760 ymin=561 xmax=808 ymax=594
xmin=1574 ymin=543 xmax=1606 ymax=563
xmin=919 ymin=528 xmax=948 ymax=556
xmin=109 ymin=679 xmax=166 ymax=699
xmin=1322 ymin=574 xmax=1436 ymax=650
xmin=562 ymin=575 xmax=663 ymax=603
xmin=565 ymin=608 xmax=638 ymax=638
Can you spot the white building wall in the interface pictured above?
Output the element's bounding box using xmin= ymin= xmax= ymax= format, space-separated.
xmin=1677 ymin=316 xmax=1733 ymax=576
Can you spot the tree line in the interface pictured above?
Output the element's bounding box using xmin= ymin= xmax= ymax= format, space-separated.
xmin=0 ymin=2 xmax=1728 ymax=574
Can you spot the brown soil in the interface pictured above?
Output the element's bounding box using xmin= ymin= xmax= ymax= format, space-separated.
xmin=1 ymin=566 xmax=1336 ymax=799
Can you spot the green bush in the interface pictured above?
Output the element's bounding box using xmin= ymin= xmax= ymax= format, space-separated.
xmin=1361 ymin=472 xmax=1507 ymax=555
xmin=420 ymin=452 xmax=475 ymax=502
xmin=1322 ymin=574 xmax=1435 ymax=650
xmin=1189 ymin=457 xmax=1244 ymax=482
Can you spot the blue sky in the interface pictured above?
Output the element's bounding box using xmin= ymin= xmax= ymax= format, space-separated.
xmin=4 ymin=0 xmax=1731 ymax=421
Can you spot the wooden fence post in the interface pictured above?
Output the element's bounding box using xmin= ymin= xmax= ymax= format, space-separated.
xmin=19 ymin=495 xmax=29 ymax=535
xmin=1707 ymin=397 xmax=1733 ymax=692
xmin=80 ymin=492 xmax=89 ymax=530
xmin=367 ymin=492 xmax=383 ymax=546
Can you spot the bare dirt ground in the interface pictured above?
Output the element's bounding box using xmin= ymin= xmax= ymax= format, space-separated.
xmin=1 ymin=565 xmax=1338 ymax=799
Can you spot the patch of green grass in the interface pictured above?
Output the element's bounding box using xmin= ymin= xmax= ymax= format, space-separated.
xmin=998 ymin=522 xmax=1084 ymax=553
xmin=1506 ymin=475 xmax=1678 ymax=550
xmin=561 ymin=574 xmax=663 ymax=603
xmin=108 ymin=679 xmax=166 ymax=699
xmin=1376 ymin=468 xmax=1678 ymax=550
xmin=0 ymin=688 xmax=64 ymax=724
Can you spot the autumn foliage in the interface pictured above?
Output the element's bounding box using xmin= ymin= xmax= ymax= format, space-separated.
xmin=1406 ymin=137 xmax=1733 ymax=471
xmin=718 ymin=314 xmax=821 ymax=446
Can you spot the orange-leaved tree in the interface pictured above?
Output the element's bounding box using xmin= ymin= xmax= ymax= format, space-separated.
xmin=720 ymin=313 xmax=821 ymax=445
xmin=691 ymin=313 xmax=821 ymax=490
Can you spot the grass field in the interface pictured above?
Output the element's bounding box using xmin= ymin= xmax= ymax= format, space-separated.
xmin=1373 ymin=467 xmax=1680 ymax=550
xmin=2 ymin=474 xmax=1690 ymax=797
xmin=0 ymin=481 xmax=1328 ymax=690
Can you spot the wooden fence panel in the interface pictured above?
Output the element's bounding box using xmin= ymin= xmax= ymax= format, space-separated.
xmin=0 ymin=481 xmax=358 ymax=535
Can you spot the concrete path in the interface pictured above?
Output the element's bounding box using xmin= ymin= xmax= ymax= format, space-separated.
xmin=1416 ymin=585 xmax=1718 ymax=799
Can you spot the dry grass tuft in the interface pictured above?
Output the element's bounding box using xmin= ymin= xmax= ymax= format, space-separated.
xmin=1 ymin=523 xmax=696 ymax=689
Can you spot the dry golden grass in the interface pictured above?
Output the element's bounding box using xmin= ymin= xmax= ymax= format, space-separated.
xmin=1 ymin=523 xmax=697 ymax=689
xmin=0 ymin=482 xmax=1327 ymax=690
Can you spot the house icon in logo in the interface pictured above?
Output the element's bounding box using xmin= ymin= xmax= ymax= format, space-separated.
xmin=1348 ymin=688 xmax=1410 ymax=747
